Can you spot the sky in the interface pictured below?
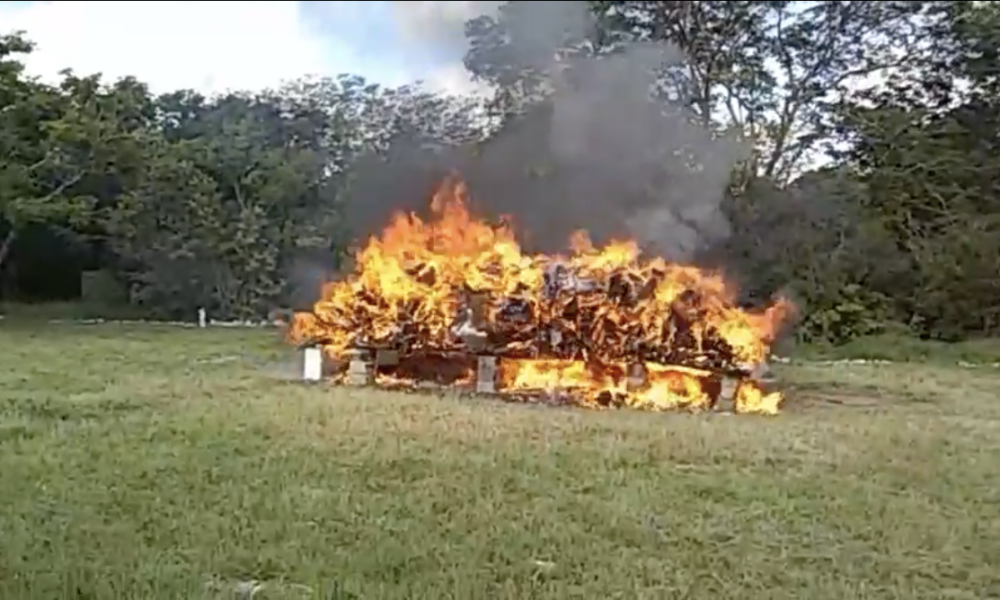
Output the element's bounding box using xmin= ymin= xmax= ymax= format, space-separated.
xmin=0 ymin=1 xmax=495 ymax=96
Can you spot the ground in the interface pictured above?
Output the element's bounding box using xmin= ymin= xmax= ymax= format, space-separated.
xmin=1 ymin=320 xmax=999 ymax=599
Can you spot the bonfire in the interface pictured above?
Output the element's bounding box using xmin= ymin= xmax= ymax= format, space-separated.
xmin=289 ymin=177 xmax=795 ymax=414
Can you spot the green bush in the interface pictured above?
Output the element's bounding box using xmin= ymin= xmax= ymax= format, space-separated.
xmin=80 ymin=270 xmax=129 ymax=307
xmin=797 ymin=284 xmax=903 ymax=345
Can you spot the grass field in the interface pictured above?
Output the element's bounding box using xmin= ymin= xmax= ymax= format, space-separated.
xmin=1 ymin=321 xmax=999 ymax=599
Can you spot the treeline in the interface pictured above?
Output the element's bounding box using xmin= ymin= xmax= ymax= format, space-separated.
xmin=0 ymin=46 xmax=483 ymax=319
xmin=1 ymin=1 xmax=999 ymax=343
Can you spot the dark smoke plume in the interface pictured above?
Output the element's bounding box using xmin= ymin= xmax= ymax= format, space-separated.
xmin=341 ymin=0 xmax=751 ymax=261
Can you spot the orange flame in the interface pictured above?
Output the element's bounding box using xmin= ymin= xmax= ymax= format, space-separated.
xmin=291 ymin=177 xmax=795 ymax=414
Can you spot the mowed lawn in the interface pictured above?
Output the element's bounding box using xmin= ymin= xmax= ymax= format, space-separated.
xmin=1 ymin=323 xmax=999 ymax=599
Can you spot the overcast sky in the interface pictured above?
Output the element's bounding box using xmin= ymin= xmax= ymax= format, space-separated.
xmin=0 ymin=1 xmax=498 ymax=95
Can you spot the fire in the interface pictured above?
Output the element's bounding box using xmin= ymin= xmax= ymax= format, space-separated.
xmin=291 ymin=177 xmax=794 ymax=415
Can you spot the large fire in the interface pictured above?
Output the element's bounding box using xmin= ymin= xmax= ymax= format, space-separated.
xmin=290 ymin=177 xmax=795 ymax=414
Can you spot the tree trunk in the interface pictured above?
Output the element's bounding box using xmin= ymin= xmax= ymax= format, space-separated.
xmin=0 ymin=228 xmax=16 ymax=273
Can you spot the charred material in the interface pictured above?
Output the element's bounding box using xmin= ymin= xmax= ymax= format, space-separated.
xmin=305 ymin=261 xmax=751 ymax=375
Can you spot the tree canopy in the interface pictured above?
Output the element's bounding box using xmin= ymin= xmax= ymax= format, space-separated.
xmin=2 ymin=0 xmax=999 ymax=342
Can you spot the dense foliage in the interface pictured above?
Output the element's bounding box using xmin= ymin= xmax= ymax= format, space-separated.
xmin=1 ymin=1 xmax=998 ymax=343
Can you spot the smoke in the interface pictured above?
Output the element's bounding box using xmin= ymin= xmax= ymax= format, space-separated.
xmin=343 ymin=0 xmax=750 ymax=261
xmin=389 ymin=1 xmax=504 ymax=54
xmin=284 ymin=247 xmax=341 ymax=310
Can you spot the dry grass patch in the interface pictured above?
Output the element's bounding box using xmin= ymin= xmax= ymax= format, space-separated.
xmin=0 ymin=323 xmax=998 ymax=599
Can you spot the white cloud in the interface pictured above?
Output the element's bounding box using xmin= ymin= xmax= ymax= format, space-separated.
xmin=390 ymin=1 xmax=502 ymax=49
xmin=0 ymin=1 xmax=499 ymax=97
xmin=388 ymin=1 xmax=501 ymax=95
xmin=0 ymin=1 xmax=332 ymax=95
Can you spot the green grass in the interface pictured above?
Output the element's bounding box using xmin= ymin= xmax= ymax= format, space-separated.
xmin=786 ymin=331 xmax=1000 ymax=364
xmin=0 ymin=300 xmax=154 ymax=323
xmin=1 ymin=322 xmax=999 ymax=599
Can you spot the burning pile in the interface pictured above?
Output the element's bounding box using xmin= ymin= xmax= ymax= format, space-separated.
xmin=290 ymin=177 xmax=795 ymax=414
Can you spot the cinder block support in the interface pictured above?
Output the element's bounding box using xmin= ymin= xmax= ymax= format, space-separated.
xmin=751 ymin=360 xmax=775 ymax=383
xmin=476 ymin=356 xmax=498 ymax=394
xmin=345 ymin=349 xmax=374 ymax=386
xmin=715 ymin=375 xmax=739 ymax=413
xmin=625 ymin=363 xmax=647 ymax=392
xmin=301 ymin=345 xmax=325 ymax=382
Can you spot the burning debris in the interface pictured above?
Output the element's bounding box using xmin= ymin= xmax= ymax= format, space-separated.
xmin=290 ymin=177 xmax=794 ymax=414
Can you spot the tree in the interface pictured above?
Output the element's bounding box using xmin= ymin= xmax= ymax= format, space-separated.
xmin=0 ymin=32 xmax=151 ymax=276
xmin=830 ymin=1 xmax=1000 ymax=338
xmin=107 ymin=90 xmax=345 ymax=319
xmin=464 ymin=1 xmax=601 ymax=121
xmin=591 ymin=1 xmax=944 ymax=183
xmin=4 ymin=9 xmax=1000 ymax=342
xmin=0 ymin=33 xmax=87 ymax=272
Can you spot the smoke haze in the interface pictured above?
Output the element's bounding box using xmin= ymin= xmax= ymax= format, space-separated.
xmin=343 ymin=1 xmax=751 ymax=261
